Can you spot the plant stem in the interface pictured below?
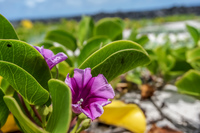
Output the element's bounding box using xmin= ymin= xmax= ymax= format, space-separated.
xmin=17 ymin=94 xmax=39 ymax=127
xmin=70 ymin=118 xmax=82 ymax=133
xmin=68 ymin=116 xmax=77 ymax=133
xmin=31 ymin=105 xmax=42 ymax=123
xmin=55 ymin=65 xmax=59 ymax=79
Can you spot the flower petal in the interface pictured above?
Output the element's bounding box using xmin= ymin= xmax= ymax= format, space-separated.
xmin=42 ymin=48 xmax=54 ymax=59
xmin=89 ymin=84 xmax=115 ymax=99
xmin=47 ymin=52 xmax=67 ymax=69
xmin=72 ymin=104 xmax=82 ymax=114
xmin=65 ymin=68 xmax=115 ymax=120
xmin=83 ymin=68 xmax=92 ymax=88
xmin=83 ymin=97 xmax=111 ymax=107
xmin=72 ymin=68 xmax=93 ymax=99
xmin=33 ymin=46 xmax=67 ymax=70
xmin=65 ymin=74 xmax=79 ymax=103
xmin=73 ymin=68 xmax=92 ymax=89
xmin=34 ymin=46 xmax=43 ymax=54
xmin=73 ymin=69 xmax=85 ymax=89
xmin=91 ymin=74 xmax=109 ymax=91
xmin=82 ymin=103 xmax=104 ymax=120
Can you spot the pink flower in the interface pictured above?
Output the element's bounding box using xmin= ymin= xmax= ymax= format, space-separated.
xmin=65 ymin=68 xmax=115 ymax=120
xmin=34 ymin=46 xmax=67 ymax=70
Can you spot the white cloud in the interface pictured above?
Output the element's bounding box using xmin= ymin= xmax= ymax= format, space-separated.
xmin=25 ymin=0 xmax=46 ymax=8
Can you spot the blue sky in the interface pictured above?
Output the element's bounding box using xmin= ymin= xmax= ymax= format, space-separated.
xmin=0 ymin=0 xmax=200 ymax=20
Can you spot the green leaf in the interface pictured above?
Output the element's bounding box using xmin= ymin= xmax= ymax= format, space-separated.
xmin=49 ymin=46 xmax=73 ymax=67
xmin=0 ymin=39 xmax=51 ymax=90
xmin=45 ymin=30 xmax=77 ymax=51
xmin=128 ymin=28 xmax=138 ymax=41
xmin=94 ymin=18 xmax=123 ymax=41
xmin=0 ymin=14 xmax=19 ymax=39
xmin=78 ymin=16 xmax=94 ymax=45
xmin=77 ymin=36 xmax=111 ymax=66
xmin=112 ymin=17 xmax=125 ymax=29
xmin=186 ymin=47 xmax=200 ymax=70
xmin=46 ymin=79 xmax=71 ymax=133
xmin=176 ymin=70 xmax=200 ymax=98
xmin=0 ymin=89 xmax=9 ymax=128
xmin=155 ymin=46 xmax=176 ymax=72
xmin=135 ymin=35 xmax=149 ymax=46
xmin=170 ymin=60 xmax=192 ymax=73
xmin=171 ymin=47 xmax=188 ymax=60
xmin=128 ymin=29 xmax=149 ymax=46
xmin=51 ymin=61 xmax=73 ymax=81
xmin=0 ymin=61 xmax=49 ymax=105
xmin=0 ymin=77 xmax=10 ymax=94
xmin=3 ymin=96 xmax=48 ymax=133
xmin=35 ymin=41 xmax=54 ymax=49
xmin=147 ymin=60 xmax=158 ymax=74
xmin=186 ymin=24 xmax=199 ymax=45
xmin=79 ymin=40 xmax=151 ymax=82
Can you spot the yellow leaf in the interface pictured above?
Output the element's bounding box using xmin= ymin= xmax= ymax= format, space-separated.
xmin=1 ymin=114 xmax=19 ymax=132
xmin=99 ymin=100 xmax=146 ymax=133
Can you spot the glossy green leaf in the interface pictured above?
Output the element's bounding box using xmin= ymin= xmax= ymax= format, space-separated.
xmin=79 ymin=40 xmax=151 ymax=82
xmin=0 ymin=89 xmax=9 ymax=128
xmin=78 ymin=36 xmax=111 ymax=65
xmin=94 ymin=18 xmax=123 ymax=41
xmin=0 ymin=77 xmax=10 ymax=94
xmin=186 ymin=47 xmax=200 ymax=70
xmin=0 ymin=14 xmax=19 ymax=39
xmin=176 ymin=70 xmax=200 ymax=98
xmin=49 ymin=46 xmax=73 ymax=67
xmin=78 ymin=16 xmax=94 ymax=45
xmin=0 ymin=39 xmax=51 ymax=90
xmin=0 ymin=61 xmax=49 ymax=105
xmin=46 ymin=79 xmax=71 ymax=133
xmin=3 ymin=96 xmax=48 ymax=133
xmin=45 ymin=30 xmax=77 ymax=51
xmin=186 ymin=24 xmax=199 ymax=45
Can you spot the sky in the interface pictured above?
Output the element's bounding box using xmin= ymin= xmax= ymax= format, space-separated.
xmin=0 ymin=0 xmax=200 ymax=21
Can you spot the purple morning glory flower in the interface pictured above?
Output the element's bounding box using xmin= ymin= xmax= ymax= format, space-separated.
xmin=65 ymin=68 xmax=115 ymax=120
xmin=34 ymin=46 xmax=67 ymax=70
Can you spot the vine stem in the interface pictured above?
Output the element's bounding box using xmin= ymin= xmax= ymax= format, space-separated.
xmin=68 ymin=116 xmax=77 ymax=133
xmin=55 ymin=65 xmax=59 ymax=79
xmin=30 ymin=105 xmax=42 ymax=123
xmin=70 ymin=117 xmax=82 ymax=133
xmin=17 ymin=94 xmax=40 ymax=127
